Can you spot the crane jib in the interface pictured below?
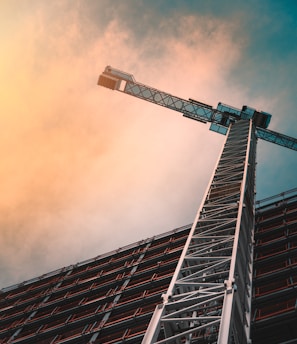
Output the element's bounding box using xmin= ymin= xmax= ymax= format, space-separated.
xmin=98 ymin=66 xmax=297 ymax=151
xmin=123 ymin=81 xmax=213 ymax=123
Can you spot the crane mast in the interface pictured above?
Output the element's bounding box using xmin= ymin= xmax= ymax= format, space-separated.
xmin=98 ymin=66 xmax=297 ymax=343
xmin=143 ymin=119 xmax=255 ymax=343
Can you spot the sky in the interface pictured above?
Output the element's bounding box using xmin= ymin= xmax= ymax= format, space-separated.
xmin=0 ymin=0 xmax=296 ymax=289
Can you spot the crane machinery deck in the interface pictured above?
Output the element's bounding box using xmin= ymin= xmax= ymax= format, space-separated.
xmin=98 ymin=66 xmax=297 ymax=344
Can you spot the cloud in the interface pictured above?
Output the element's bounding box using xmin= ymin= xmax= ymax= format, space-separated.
xmin=0 ymin=2 xmax=250 ymax=287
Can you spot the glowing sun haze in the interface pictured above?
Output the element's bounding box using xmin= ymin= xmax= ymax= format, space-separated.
xmin=0 ymin=1 xmax=296 ymax=288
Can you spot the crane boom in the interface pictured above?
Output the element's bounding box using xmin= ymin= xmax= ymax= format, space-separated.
xmin=98 ymin=66 xmax=297 ymax=151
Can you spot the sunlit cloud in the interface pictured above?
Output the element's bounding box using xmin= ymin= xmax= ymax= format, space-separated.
xmin=1 ymin=1 xmax=290 ymax=288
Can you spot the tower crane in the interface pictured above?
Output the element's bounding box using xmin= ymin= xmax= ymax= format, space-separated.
xmin=98 ymin=66 xmax=297 ymax=344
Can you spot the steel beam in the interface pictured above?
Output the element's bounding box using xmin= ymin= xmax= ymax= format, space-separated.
xmin=142 ymin=119 xmax=256 ymax=343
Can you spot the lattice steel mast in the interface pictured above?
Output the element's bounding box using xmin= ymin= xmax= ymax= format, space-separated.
xmin=97 ymin=66 xmax=297 ymax=343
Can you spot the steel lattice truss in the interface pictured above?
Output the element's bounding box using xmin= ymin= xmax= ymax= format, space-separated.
xmin=98 ymin=65 xmax=297 ymax=151
xmin=256 ymin=127 xmax=297 ymax=150
xmin=124 ymin=82 xmax=215 ymax=124
xmin=143 ymin=120 xmax=255 ymax=343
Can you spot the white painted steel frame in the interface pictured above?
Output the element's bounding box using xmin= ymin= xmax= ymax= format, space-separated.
xmin=142 ymin=120 xmax=256 ymax=343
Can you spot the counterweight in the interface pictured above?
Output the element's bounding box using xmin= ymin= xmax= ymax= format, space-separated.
xmin=98 ymin=66 xmax=297 ymax=343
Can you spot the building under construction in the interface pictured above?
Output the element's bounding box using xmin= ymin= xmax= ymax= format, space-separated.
xmin=1 ymin=188 xmax=297 ymax=344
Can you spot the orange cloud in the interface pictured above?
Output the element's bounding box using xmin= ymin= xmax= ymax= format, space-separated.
xmin=0 ymin=2 xmax=249 ymax=287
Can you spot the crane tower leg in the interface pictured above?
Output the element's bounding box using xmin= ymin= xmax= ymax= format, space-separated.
xmin=142 ymin=119 xmax=256 ymax=344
